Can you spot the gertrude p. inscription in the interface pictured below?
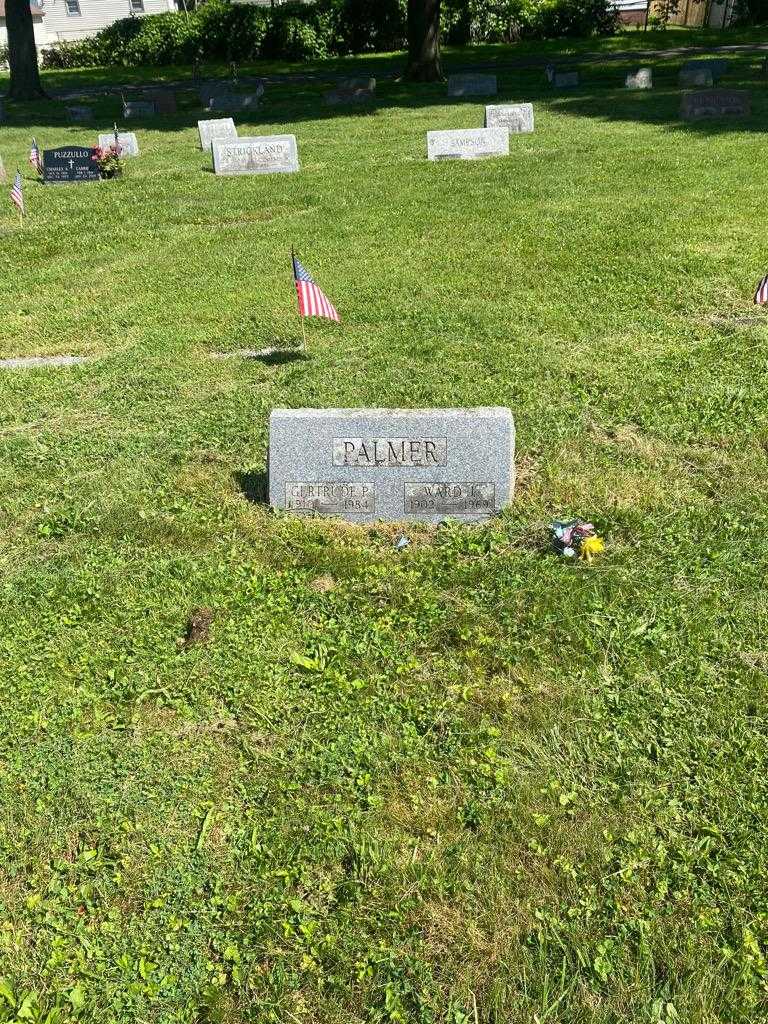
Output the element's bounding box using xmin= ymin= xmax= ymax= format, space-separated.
xmin=269 ymin=408 xmax=515 ymax=523
xmin=333 ymin=438 xmax=447 ymax=467
xmin=286 ymin=482 xmax=374 ymax=515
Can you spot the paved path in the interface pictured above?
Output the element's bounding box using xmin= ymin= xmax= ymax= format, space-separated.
xmin=50 ymin=41 xmax=768 ymax=99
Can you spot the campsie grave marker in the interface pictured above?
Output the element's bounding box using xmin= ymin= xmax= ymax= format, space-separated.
xmin=484 ymin=103 xmax=534 ymax=133
xmin=447 ymin=73 xmax=497 ymax=97
xmin=269 ymin=408 xmax=515 ymax=524
xmin=98 ymin=132 xmax=139 ymax=156
xmin=680 ymin=89 xmax=750 ymax=120
xmin=43 ymin=146 xmax=100 ymax=184
xmin=212 ymin=135 xmax=299 ymax=176
xmin=198 ymin=117 xmax=237 ymax=150
xmin=427 ymin=128 xmax=509 ymax=162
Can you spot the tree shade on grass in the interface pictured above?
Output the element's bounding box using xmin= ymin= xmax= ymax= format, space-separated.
xmin=0 ymin=43 xmax=768 ymax=1024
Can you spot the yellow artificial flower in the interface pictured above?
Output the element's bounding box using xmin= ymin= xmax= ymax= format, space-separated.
xmin=579 ymin=535 xmax=605 ymax=562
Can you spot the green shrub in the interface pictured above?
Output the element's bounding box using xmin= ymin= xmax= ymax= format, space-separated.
xmin=442 ymin=0 xmax=617 ymax=41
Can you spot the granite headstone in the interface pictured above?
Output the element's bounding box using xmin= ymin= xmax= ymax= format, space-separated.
xmin=43 ymin=146 xmax=100 ymax=184
xmin=98 ymin=131 xmax=139 ymax=156
xmin=147 ymin=90 xmax=177 ymax=115
xmin=626 ymin=67 xmax=652 ymax=89
xmin=212 ymin=134 xmax=299 ymax=175
xmin=679 ymin=68 xmax=713 ymax=87
xmin=680 ymin=89 xmax=750 ymax=120
xmin=447 ymin=73 xmax=497 ymax=97
xmin=681 ymin=58 xmax=727 ymax=81
xmin=484 ymin=103 xmax=534 ymax=133
xmin=123 ymin=100 xmax=156 ymax=118
xmin=198 ymin=117 xmax=237 ymax=150
xmin=427 ymin=128 xmax=509 ymax=161
xmin=553 ymin=71 xmax=579 ymax=88
xmin=66 ymin=105 xmax=94 ymax=122
xmin=269 ymin=407 xmax=515 ymax=523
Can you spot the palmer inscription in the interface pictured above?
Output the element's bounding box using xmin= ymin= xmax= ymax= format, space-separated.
xmin=333 ymin=437 xmax=447 ymax=467
xmin=405 ymin=482 xmax=495 ymax=515
xmin=286 ymin=482 xmax=374 ymax=514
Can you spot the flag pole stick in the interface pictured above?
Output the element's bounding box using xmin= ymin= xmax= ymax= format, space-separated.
xmin=292 ymin=247 xmax=307 ymax=351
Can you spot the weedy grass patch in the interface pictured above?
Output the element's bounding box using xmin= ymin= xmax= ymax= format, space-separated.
xmin=0 ymin=34 xmax=768 ymax=1024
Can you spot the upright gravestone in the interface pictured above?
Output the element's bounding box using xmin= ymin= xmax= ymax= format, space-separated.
xmin=212 ymin=135 xmax=299 ymax=176
xmin=324 ymin=77 xmax=376 ymax=105
xmin=98 ymin=131 xmax=139 ymax=156
xmin=679 ymin=68 xmax=713 ymax=87
xmin=680 ymin=89 xmax=750 ymax=120
xmin=681 ymin=58 xmax=727 ymax=82
xmin=269 ymin=408 xmax=515 ymax=523
xmin=553 ymin=71 xmax=579 ymax=88
xmin=207 ymin=93 xmax=261 ymax=113
xmin=123 ymin=100 xmax=156 ymax=119
xmin=626 ymin=68 xmax=652 ymax=90
xmin=447 ymin=74 xmax=498 ymax=97
xmin=147 ymin=90 xmax=177 ymax=115
xmin=427 ymin=128 xmax=509 ymax=161
xmin=484 ymin=103 xmax=534 ymax=133
xmin=198 ymin=117 xmax=237 ymax=150
xmin=43 ymin=146 xmax=100 ymax=184
xmin=66 ymin=105 xmax=93 ymax=122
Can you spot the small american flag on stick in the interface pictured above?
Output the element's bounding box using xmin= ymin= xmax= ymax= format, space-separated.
xmin=292 ymin=252 xmax=340 ymax=322
xmin=754 ymin=274 xmax=768 ymax=305
xmin=29 ymin=138 xmax=42 ymax=176
xmin=10 ymin=170 xmax=24 ymax=217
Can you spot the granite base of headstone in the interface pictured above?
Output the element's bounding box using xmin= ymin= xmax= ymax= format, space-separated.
xmin=98 ymin=131 xmax=139 ymax=156
xmin=427 ymin=128 xmax=509 ymax=161
xmin=447 ymin=73 xmax=497 ymax=97
xmin=680 ymin=89 xmax=750 ymax=120
xmin=324 ymin=77 xmax=376 ymax=105
xmin=66 ymin=105 xmax=94 ymax=122
xmin=43 ymin=146 xmax=100 ymax=184
xmin=626 ymin=67 xmax=652 ymax=90
xmin=198 ymin=117 xmax=238 ymax=150
xmin=269 ymin=407 xmax=515 ymax=524
xmin=212 ymin=134 xmax=299 ymax=175
xmin=484 ymin=103 xmax=534 ymax=133
xmin=123 ymin=101 xmax=156 ymax=119
xmin=553 ymin=71 xmax=579 ymax=88
xmin=679 ymin=68 xmax=713 ymax=88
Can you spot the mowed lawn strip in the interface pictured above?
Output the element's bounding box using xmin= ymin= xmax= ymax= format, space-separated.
xmin=0 ymin=39 xmax=767 ymax=1024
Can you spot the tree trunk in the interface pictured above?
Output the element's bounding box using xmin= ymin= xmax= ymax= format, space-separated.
xmin=6 ymin=0 xmax=46 ymax=101
xmin=406 ymin=0 xmax=442 ymax=82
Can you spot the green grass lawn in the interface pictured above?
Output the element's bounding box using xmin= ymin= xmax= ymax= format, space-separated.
xmin=1 ymin=36 xmax=768 ymax=1024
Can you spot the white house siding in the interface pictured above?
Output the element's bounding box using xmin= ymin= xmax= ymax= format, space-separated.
xmin=41 ymin=0 xmax=175 ymax=42
xmin=0 ymin=4 xmax=47 ymax=47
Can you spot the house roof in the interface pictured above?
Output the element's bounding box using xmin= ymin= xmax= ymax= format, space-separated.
xmin=0 ymin=2 xmax=46 ymax=16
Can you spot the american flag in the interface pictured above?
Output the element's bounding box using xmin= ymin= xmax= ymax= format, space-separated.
xmin=10 ymin=170 xmax=24 ymax=216
xmin=29 ymin=138 xmax=42 ymax=175
xmin=292 ymin=253 xmax=340 ymax=322
xmin=755 ymin=274 xmax=768 ymax=305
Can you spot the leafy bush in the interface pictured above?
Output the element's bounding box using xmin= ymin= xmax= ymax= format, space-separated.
xmin=39 ymin=0 xmax=616 ymax=70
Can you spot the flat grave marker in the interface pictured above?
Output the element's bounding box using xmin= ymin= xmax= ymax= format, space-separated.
xmin=680 ymin=89 xmax=751 ymax=120
xmin=123 ymin=100 xmax=156 ymax=119
xmin=212 ymin=134 xmax=299 ymax=175
xmin=324 ymin=77 xmax=376 ymax=105
xmin=447 ymin=73 xmax=497 ymax=97
xmin=484 ymin=103 xmax=534 ymax=133
xmin=43 ymin=146 xmax=100 ymax=184
xmin=427 ymin=127 xmax=509 ymax=161
xmin=269 ymin=407 xmax=515 ymax=523
xmin=98 ymin=131 xmax=139 ymax=156
xmin=626 ymin=67 xmax=652 ymax=89
xmin=198 ymin=117 xmax=237 ymax=150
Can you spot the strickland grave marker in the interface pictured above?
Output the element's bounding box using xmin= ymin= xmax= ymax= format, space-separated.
xmin=427 ymin=128 xmax=509 ymax=161
xmin=43 ymin=146 xmax=100 ymax=184
xmin=212 ymin=135 xmax=299 ymax=176
xmin=269 ymin=407 xmax=515 ymax=524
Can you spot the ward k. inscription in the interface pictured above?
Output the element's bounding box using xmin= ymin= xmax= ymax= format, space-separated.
xmin=269 ymin=408 xmax=515 ymax=523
